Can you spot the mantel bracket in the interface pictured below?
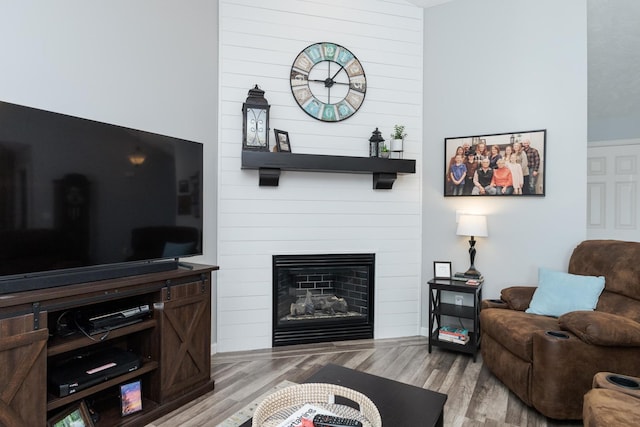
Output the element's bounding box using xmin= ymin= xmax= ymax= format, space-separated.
xmin=373 ymin=173 xmax=397 ymax=189
xmin=258 ymin=168 xmax=281 ymax=186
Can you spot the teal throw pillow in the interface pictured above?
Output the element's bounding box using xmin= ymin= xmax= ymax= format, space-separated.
xmin=525 ymin=268 xmax=605 ymax=317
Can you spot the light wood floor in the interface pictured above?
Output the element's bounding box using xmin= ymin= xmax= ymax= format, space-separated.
xmin=149 ymin=336 xmax=583 ymax=427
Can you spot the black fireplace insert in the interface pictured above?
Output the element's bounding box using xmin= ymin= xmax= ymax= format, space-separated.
xmin=272 ymin=253 xmax=375 ymax=346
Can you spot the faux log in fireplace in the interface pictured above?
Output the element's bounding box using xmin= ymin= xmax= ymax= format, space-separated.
xmin=272 ymin=253 xmax=374 ymax=346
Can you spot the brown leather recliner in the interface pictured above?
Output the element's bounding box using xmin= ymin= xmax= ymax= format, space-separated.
xmin=480 ymin=240 xmax=640 ymax=420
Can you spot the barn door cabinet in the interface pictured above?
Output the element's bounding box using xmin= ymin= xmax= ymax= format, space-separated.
xmin=0 ymin=263 xmax=217 ymax=427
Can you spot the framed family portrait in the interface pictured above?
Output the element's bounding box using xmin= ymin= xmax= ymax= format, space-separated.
xmin=434 ymin=261 xmax=452 ymax=279
xmin=444 ymin=129 xmax=546 ymax=197
xmin=274 ymin=129 xmax=291 ymax=152
xmin=47 ymin=400 xmax=94 ymax=427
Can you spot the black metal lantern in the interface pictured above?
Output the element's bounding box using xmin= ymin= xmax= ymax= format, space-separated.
xmin=369 ymin=127 xmax=384 ymax=158
xmin=242 ymin=85 xmax=270 ymax=151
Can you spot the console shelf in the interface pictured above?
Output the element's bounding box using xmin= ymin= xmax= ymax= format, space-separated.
xmin=47 ymin=318 xmax=157 ymax=357
xmin=47 ymin=360 xmax=159 ymax=412
xmin=241 ymin=150 xmax=416 ymax=189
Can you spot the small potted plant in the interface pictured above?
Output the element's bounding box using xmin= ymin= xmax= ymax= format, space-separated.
xmin=379 ymin=143 xmax=390 ymax=158
xmin=390 ymin=125 xmax=406 ymax=158
xmin=391 ymin=124 xmax=407 ymax=141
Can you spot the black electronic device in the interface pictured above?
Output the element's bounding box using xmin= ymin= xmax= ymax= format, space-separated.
xmin=313 ymin=414 xmax=363 ymax=427
xmin=0 ymin=99 xmax=204 ymax=295
xmin=49 ymin=347 xmax=142 ymax=397
xmin=85 ymin=304 xmax=151 ymax=334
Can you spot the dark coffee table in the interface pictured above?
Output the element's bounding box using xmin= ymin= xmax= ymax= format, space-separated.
xmin=240 ymin=364 xmax=447 ymax=427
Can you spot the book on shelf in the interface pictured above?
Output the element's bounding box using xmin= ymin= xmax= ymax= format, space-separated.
xmin=439 ymin=325 xmax=469 ymax=339
xmin=454 ymin=271 xmax=482 ymax=279
xmin=451 ymin=273 xmax=484 ymax=283
xmin=438 ymin=333 xmax=469 ymax=345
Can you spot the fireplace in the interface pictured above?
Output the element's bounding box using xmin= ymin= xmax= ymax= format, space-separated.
xmin=272 ymin=253 xmax=374 ymax=346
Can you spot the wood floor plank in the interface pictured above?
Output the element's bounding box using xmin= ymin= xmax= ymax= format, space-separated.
xmin=466 ymin=362 xmax=509 ymax=424
xmin=148 ymin=337 xmax=583 ymax=427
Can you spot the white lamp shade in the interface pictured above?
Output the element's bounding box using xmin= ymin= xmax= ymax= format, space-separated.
xmin=456 ymin=214 xmax=488 ymax=237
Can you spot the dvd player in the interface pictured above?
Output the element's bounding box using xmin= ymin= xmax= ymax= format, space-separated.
xmin=80 ymin=304 xmax=151 ymax=335
xmin=89 ymin=304 xmax=150 ymax=329
xmin=49 ymin=347 xmax=142 ymax=397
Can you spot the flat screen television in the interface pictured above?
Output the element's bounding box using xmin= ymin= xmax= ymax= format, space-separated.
xmin=0 ymin=100 xmax=204 ymax=294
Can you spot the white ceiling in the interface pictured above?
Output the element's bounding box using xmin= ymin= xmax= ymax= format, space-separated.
xmin=409 ymin=0 xmax=640 ymax=141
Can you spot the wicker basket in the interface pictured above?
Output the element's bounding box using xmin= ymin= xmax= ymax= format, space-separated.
xmin=251 ymin=383 xmax=382 ymax=427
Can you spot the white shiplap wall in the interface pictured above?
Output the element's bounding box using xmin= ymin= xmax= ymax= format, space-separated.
xmin=217 ymin=0 xmax=424 ymax=352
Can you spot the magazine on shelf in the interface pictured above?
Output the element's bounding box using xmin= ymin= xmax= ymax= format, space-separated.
xmin=276 ymin=403 xmax=338 ymax=427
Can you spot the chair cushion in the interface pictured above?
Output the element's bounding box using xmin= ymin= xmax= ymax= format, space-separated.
xmin=480 ymin=308 xmax=559 ymax=362
xmin=569 ymin=239 xmax=640 ymax=301
xmin=559 ymin=311 xmax=640 ymax=346
xmin=596 ymin=291 xmax=640 ymax=323
xmin=525 ymin=268 xmax=605 ymax=317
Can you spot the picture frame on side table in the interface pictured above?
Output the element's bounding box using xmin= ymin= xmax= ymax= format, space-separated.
xmin=444 ymin=129 xmax=546 ymax=197
xmin=434 ymin=261 xmax=452 ymax=279
xmin=274 ymin=129 xmax=291 ymax=152
xmin=47 ymin=400 xmax=94 ymax=427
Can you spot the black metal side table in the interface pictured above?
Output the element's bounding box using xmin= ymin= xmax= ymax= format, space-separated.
xmin=427 ymin=278 xmax=483 ymax=362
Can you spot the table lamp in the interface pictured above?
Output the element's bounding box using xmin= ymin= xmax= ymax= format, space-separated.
xmin=456 ymin=214 xmax=488 ymax=278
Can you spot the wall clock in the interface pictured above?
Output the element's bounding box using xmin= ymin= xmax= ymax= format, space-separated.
xmin=290 ymin=42 xmax=366 ymax=122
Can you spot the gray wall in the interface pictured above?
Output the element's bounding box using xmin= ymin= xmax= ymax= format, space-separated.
xmin=421 ymin=0 xmax=588 ymax=332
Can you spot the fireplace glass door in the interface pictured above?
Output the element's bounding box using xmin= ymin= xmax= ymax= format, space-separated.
xmin=272 ymin=253 xmax=374 ymax=346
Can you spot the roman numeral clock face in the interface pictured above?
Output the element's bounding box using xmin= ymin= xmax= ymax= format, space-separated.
xmin=290 ymin=42 xmax=367 ymax=122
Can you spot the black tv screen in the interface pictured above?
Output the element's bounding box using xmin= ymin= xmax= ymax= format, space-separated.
xmin=0 ymin=100 xmax=204 ymax=293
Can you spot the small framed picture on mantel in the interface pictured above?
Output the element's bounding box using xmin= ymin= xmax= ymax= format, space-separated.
xmin=434 ymin=261 xmax=452 ymax=279
xmin=274 ymin=129 xmax=291 ymax=152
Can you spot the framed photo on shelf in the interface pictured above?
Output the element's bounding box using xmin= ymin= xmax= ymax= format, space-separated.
xmin=120 ymin=379 xmax=143 ymax=417
xmin=434 ymin=261 xmax=452 ymax=279
xmin=274 ymin=129 xmax=291 ymax=152
xmin=444 ymin=129 xmax=546 ymax=197
xmin=47 ymin=400 xmax=94 ymax=427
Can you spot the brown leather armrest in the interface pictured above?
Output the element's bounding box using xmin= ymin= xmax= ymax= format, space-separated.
xmin=559 ymin=311 xmax=640 ymax=346
xmin=500 ymin=286 xmax=537 ymax=311
xmin=481 ymin=299 xmax=509 ymax=310
xmin=592 ymin=372 xmax=640 ymax=399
